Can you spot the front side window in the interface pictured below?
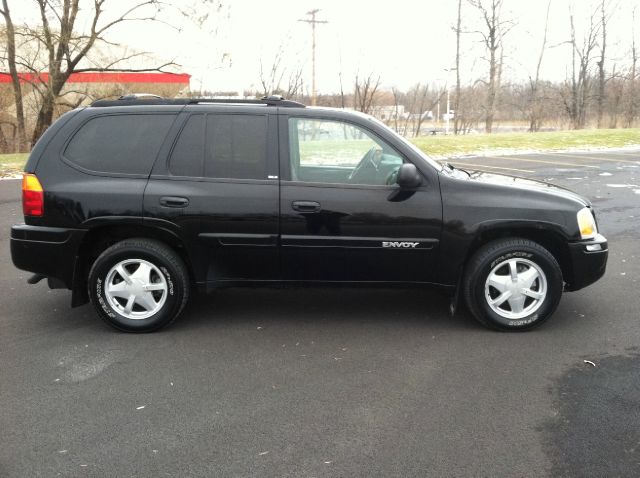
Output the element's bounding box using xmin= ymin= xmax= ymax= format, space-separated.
xmin=288 ymin=117 xmax=404 ymax=186
xmin=169 ymin=113 xmax=268 ymax=180
xmin=65 ymin=114 xmax=175 ymax=175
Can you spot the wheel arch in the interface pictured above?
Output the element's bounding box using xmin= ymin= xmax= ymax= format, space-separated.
xmin=72 ymin=223 xmax=194 ymax=307
xmin=463 ymin=225 xmax=572 ymax=284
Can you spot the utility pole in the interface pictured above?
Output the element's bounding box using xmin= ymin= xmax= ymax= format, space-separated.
xmin=299 ymin=9 xmax=327 ymax=106
xmin=444 ymin=67 xmax=456 ymax=135
xmin=446 ymin=88 xmax=451 ymax=135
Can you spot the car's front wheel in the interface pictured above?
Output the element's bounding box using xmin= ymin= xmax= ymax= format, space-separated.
xmin=463 ymin=238 xmax=563 ymax=331
xmin=88 ymin=238 xmax=189 ymax=332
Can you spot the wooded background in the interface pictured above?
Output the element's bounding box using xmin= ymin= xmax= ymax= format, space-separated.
xmin=1 ymin=0 xmax=638 ymax=153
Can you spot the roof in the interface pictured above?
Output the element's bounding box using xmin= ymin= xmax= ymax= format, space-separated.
xmin=0 ymin=72 xmax=191 ymax=84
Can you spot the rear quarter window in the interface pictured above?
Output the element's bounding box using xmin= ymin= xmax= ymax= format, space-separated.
xmin=64 ymin=114 xmax=175 ymax=175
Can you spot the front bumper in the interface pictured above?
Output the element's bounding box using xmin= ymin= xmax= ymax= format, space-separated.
xmin=565 ymin=233 xmax=608 ymax=291
xmin=10 ymin=224 xmax=86 ymax=289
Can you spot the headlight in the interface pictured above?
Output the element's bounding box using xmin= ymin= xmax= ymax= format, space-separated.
xmin=577 ymin=207 xmax=597 ymax=239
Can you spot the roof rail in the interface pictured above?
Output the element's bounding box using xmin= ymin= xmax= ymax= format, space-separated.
xmin=119 ymin=93 xmax=163 ymax=100
xmin=91 ymin=94 xmax=306 ymax=108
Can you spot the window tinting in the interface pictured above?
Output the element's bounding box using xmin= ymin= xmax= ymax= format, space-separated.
xmin=205 ymin=115 xmax=267 ymax=180
xmin=169 ymin=115 xmax=204 ymax=177
xmin=169 ymin=114 xmax=268 ymax=180
xmin=65 ymin=114 xmax=174 ymax=175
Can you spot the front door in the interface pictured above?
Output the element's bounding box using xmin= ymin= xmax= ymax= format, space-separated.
xmin=279 ymin=115 xmax=442 ymax=283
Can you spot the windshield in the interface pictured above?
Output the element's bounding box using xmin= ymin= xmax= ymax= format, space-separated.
xmin=365 ymin=116 xmax=444 ymax=172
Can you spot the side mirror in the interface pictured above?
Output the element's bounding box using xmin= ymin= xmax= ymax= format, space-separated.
xmin=396 ymin=163 xmax=422 ymax=189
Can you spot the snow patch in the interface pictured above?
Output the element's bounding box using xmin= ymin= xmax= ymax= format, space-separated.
xmin=431 ymin=145 xmax=640 ymax=160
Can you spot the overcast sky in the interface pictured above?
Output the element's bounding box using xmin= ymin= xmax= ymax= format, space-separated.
xmin=8 ymin=0 xmax=640 ymax=94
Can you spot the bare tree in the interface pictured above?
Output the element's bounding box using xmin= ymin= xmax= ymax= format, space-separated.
xmin=527 ymin=0 xmax=551 ymax=132
xmin=401 ymin=85 xmax=419 ymax=135
xmin=0 ymin=1 xmax=187 ymax=144
xmin=624 ymin=7 xmax=638 ymax=127
xmin=596 ymin=0 xmax=614 ymax=128
xmin=453 ymin=0 xmax=463 ymax=134
xmin=607 ymin=69 xmax=623 ymax=128
xmin=403 ymin=83 xmax=443 ymax=137
xmin=353 ymin=72 xmax=381 ymax=114
xmin=0 ymin=0 xmax=26 ymax=151
xmin=34 ymin=0 xmax=180 ymax=143
xmin=285 ymin=69 xmax=304 ymax=100
xmin=457 ymin=84 xmax=485 ymax=133
xmin=412 ymin=85 xmax=432 ymax=137
xmin=338 ymin=68 xmax=346 ymax=109
xmin=562 ymin=6 xmax=600 ymax=129
xmin=259 ymin=53 xmax=285 ymax=97
xmin=468 ymin=0 xmax=513 ymax=133
xmin=391 ymin=86 xmax=402 ymax=131
xmin=258 ymin=49 xmax=304 ymax=100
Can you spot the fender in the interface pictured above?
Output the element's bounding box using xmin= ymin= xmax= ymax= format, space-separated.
xmin=440 ymin=219 xmax=573 ymax=287
xmin=70 ymin=217 xmax=190 ymax=307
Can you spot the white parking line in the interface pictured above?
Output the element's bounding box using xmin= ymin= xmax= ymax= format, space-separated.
xmin=549 ymin=152 xmax=639 ymax=165
xmin=595 ymin=150 xmax=640 ymax=157
xmin=483 ymin=156 xmax=600 ymax=169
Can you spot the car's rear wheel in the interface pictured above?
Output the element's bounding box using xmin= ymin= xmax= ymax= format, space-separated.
xmin=88 ymin=238 xmax=189 ymax=332
xmin=463 ymin=238 xmax=563 ymax=331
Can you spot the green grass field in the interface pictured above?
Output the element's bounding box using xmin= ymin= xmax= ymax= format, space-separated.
xmin=0 ymin=153 xmax=28 ymax=176
xmin=1 ymin=128 xmax=639 ymax=175
xmin=412 ymin=128 xmax=640 ymax=158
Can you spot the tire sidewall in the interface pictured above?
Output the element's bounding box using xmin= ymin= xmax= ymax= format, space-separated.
xmin=89 ymin=246 xmax=183 ymax=332
xmin=472 ymin=247 xmax=562 ymax=330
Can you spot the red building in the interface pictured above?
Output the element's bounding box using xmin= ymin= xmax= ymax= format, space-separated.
xmin=0 ymin=71 xmax=190 ymax=90
xmin=0 ymin=71 xmax=191 ymax=150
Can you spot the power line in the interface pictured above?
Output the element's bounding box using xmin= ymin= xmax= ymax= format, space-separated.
xmin=298 ymin=9 xmax=328 ymax=106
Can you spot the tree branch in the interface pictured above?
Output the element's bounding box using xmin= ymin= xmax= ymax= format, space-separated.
xmin=72 ymin=62 xmax=178 ymax=74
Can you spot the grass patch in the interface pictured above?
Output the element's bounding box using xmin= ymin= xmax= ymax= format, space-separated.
xmin=0 ymin=153 xmax=28 ymax=175
xmin=411 ymin=128 xmax=640 ymax=158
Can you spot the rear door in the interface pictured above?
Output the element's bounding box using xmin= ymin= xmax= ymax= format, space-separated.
xmin=279 ymin=113 xmax=443 ymax=283
xmin=144 ymin=106 xmax=280 ymax=285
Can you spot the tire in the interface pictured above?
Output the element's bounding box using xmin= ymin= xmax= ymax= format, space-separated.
xmin=462 ymin=238 xmax=563 ymax=331
xmin=88 ymin=238 xmax=189 ymax=332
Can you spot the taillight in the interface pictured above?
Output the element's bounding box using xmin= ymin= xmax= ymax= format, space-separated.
xmin=22 ymin=173 xmax=44 ymax=217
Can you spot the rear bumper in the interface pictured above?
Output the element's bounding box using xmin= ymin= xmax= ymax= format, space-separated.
xmin=10 ymin=224 xmax=86 ymax=289
xmin=565 ymin=234 xmax=608 ymax=291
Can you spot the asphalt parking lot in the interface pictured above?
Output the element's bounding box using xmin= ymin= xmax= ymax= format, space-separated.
xmin=1 ymin=149 xmax=639 ymax=477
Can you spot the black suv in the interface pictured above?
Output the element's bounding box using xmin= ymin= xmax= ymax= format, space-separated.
xmin=11 ymin=96 xmax=608 ymax=332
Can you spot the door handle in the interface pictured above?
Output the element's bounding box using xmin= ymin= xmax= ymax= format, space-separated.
xmin=291 ymin=200 xmax=321 ymax=213
xmin=159 ymin=196 xmax=189 ymax=208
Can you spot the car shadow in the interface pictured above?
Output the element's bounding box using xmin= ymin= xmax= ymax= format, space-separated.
xmin=172 ymin=286 xmax=480 ymax=333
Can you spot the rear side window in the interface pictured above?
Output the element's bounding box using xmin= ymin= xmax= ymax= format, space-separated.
xmin=169 ymin=113 xmax=268 ymax=180
xmin=64 ymin=114 xmax=174 ymax=175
